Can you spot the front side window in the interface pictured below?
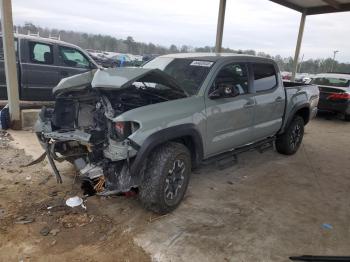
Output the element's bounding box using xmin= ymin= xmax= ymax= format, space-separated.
xmin=29 ymin=41 xmax=53 ymax=64
xmin=59 ymin=46 xmax=90 ymax=68
xmin=210 ymin=63 xmax=249 ymax=95
xmin=253 ymin=63 xmax=277 ymax=92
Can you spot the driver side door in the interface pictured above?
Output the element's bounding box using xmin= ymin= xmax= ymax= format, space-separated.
xmin=204 ymin=62 xmax=255 ymax=157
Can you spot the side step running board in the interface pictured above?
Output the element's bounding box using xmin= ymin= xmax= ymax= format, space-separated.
xmin=202 ymin=137 xmax=275 ymax=169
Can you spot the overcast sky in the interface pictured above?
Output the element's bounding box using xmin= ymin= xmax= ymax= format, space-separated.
xmin=11 ymin=0 xmax=350 ymax=62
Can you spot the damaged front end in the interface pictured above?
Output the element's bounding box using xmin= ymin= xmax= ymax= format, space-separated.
xmin=34 ymin=68 xmax=187 ymax=196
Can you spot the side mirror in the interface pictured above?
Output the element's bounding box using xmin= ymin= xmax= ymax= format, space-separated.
xmin=89 ymin=62 xmax=98 ymax=69
xmin=209 ymin=83 xmax=239 ymax=99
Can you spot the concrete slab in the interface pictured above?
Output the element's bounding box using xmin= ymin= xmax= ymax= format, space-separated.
xmin=8 ymin=130 xmax=74 ymax=174
xmin=8 ymin=130 xmax=43 ymax=159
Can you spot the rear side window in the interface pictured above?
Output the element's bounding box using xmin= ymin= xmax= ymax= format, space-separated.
xmin=29 ymin=41 xmax=53 ymax=64
xmin=253 ymin=63 xmax=277 ymax=92
xmin=59 ymin=46 xmax=90 ymax=68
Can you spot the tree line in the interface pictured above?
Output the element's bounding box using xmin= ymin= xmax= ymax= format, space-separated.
xmin=12 ymin=22 xmax=350 ymax=74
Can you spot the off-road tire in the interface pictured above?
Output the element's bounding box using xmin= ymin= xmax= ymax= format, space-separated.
xmin=139 ymin=142 xmax=191 ymax=214
xmin=276 ymin=116 xmax=304 ymax=155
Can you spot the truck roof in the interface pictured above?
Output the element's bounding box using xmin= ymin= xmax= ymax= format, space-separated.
xmin=159 ymin=52 xmax=275 ymax=63
xmin=8 ymin=33 xmax=82 ymax=50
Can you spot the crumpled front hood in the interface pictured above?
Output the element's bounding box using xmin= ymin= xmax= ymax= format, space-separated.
xmin=53 ymin=70 xmax=96 ymax=96
xmin=53 ymin=67 xmax=187 ymax=96
xmin=91 ymin=67 xmax=187 ymax=95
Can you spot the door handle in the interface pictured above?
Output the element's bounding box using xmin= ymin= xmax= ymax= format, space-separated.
xmin=275 ymin=97 xmax=284 ymax=103
xmin=61 ymin=71 xmax=69 ymax=77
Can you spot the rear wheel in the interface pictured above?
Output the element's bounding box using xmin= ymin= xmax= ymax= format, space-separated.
xmin=276 ymin=116 xmax=304 ymax=155
xmin=139 ymin=142 xmax=191 ymax=214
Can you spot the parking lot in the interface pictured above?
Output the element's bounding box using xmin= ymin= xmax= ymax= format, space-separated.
xmin=0 ymin=114 xmax=348 ymax=262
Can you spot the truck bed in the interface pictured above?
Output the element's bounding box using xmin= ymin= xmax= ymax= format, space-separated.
xmin=281 ymin=81 xmax=319 ymax=132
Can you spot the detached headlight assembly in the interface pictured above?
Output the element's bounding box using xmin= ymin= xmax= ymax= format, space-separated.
xmin=114 ymin=121 xmax=140 ymax=140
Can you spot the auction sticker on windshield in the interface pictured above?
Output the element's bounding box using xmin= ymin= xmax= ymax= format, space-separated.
xmin=190 ymin=61 xmax=214 ymax=67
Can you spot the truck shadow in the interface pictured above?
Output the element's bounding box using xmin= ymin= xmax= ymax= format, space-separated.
xmin=316 ymin=111 xmax=348 ymax=123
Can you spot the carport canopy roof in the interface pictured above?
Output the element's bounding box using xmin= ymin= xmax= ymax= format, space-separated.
xmin=269 ymin=0 xmax=350 ymax=15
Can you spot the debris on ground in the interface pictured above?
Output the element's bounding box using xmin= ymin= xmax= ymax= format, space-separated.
xmin=49 ymin=228 xmax=60 ymax=236
xmin=48 ymin=190 xmax=58 ymax=197
xmin=322 ymin=223 xmax=333 ymax=230
xmin=0 ymin=130 xmax=12 ymax=148
xmin=59 ymin=213 xmax=91 ymax=228
xmin=124 ymin=190 xmax=138 ymax=197
xmin=65 ymin=196 xmax=83 ymax=208
xmin=40 ymin=226 xmax=51 ymax=236
xmin=0 ymin=208 xmax=5 ymax=219
xmin=38 ymin=175 xmax=52 ymax=185
xmin=0 ymin=143 xmax=150 ymax=261
xmin=50 ymin=240 xmax=57 ymax=246
xmin=14 ymin=216 xmax=34 ymax=224
xmin=149 ymin=214 xmax=168 ymax=223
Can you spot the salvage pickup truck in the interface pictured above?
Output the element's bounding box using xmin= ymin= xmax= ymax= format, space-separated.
xmin=35 ymin=53 xmax=319 ymax=214
xmin=0 ymin=34 xmax=98 ymax=101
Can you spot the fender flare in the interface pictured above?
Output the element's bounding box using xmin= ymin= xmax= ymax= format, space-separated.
xmin=129 ymin=124 xmax=204 ymax=177
xmin=280 ymin=103 xmax=310 ymax=134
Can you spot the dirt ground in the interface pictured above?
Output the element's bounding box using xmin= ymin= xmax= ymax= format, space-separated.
xmin=0 ymin=132 xmax=151 ymax=262
xmin=0 ymin=114 xmax=349 ymax=262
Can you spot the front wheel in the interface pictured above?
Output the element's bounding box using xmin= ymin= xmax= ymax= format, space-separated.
xmin=139 ymin=142 xmax=191 ymax=214
xmin=276 ymin=116 xmax=304 ymax=155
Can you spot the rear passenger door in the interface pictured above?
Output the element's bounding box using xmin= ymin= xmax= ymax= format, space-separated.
xmin=57 ymin=46 xmax=92 ymax=78
xmin=21 ymin=40 xmax=60 ymax=100
xmin=250 ymin=63 xmax=285 ymax=141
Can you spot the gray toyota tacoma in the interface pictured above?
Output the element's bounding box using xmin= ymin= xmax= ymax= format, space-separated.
xmin=35 ymin=53 xmax=319 ymax=214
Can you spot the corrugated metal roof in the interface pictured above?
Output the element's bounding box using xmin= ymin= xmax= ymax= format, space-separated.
xmin=269 ymin=0 xmax=350 ymax=15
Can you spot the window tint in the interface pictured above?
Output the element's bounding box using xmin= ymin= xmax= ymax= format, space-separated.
xmin=210 ymin=63 xmax=249 ymax=95
xmin=253 ymin=63 xmax=277 ymax=92
xmin=59 ymin=46 xmax=89 ymax=68
xmin=29 ymin=42 xmax=53 ymax=64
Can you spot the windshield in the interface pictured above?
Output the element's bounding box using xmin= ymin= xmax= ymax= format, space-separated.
xmin=143 ymin=57 xmax=214 ymax=95
xmin=311 ymin=77 xmax=350 ymax=88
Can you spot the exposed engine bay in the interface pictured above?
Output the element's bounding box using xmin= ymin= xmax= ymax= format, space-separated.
xmin=35 ymin=68 xmax=187 ymax=196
